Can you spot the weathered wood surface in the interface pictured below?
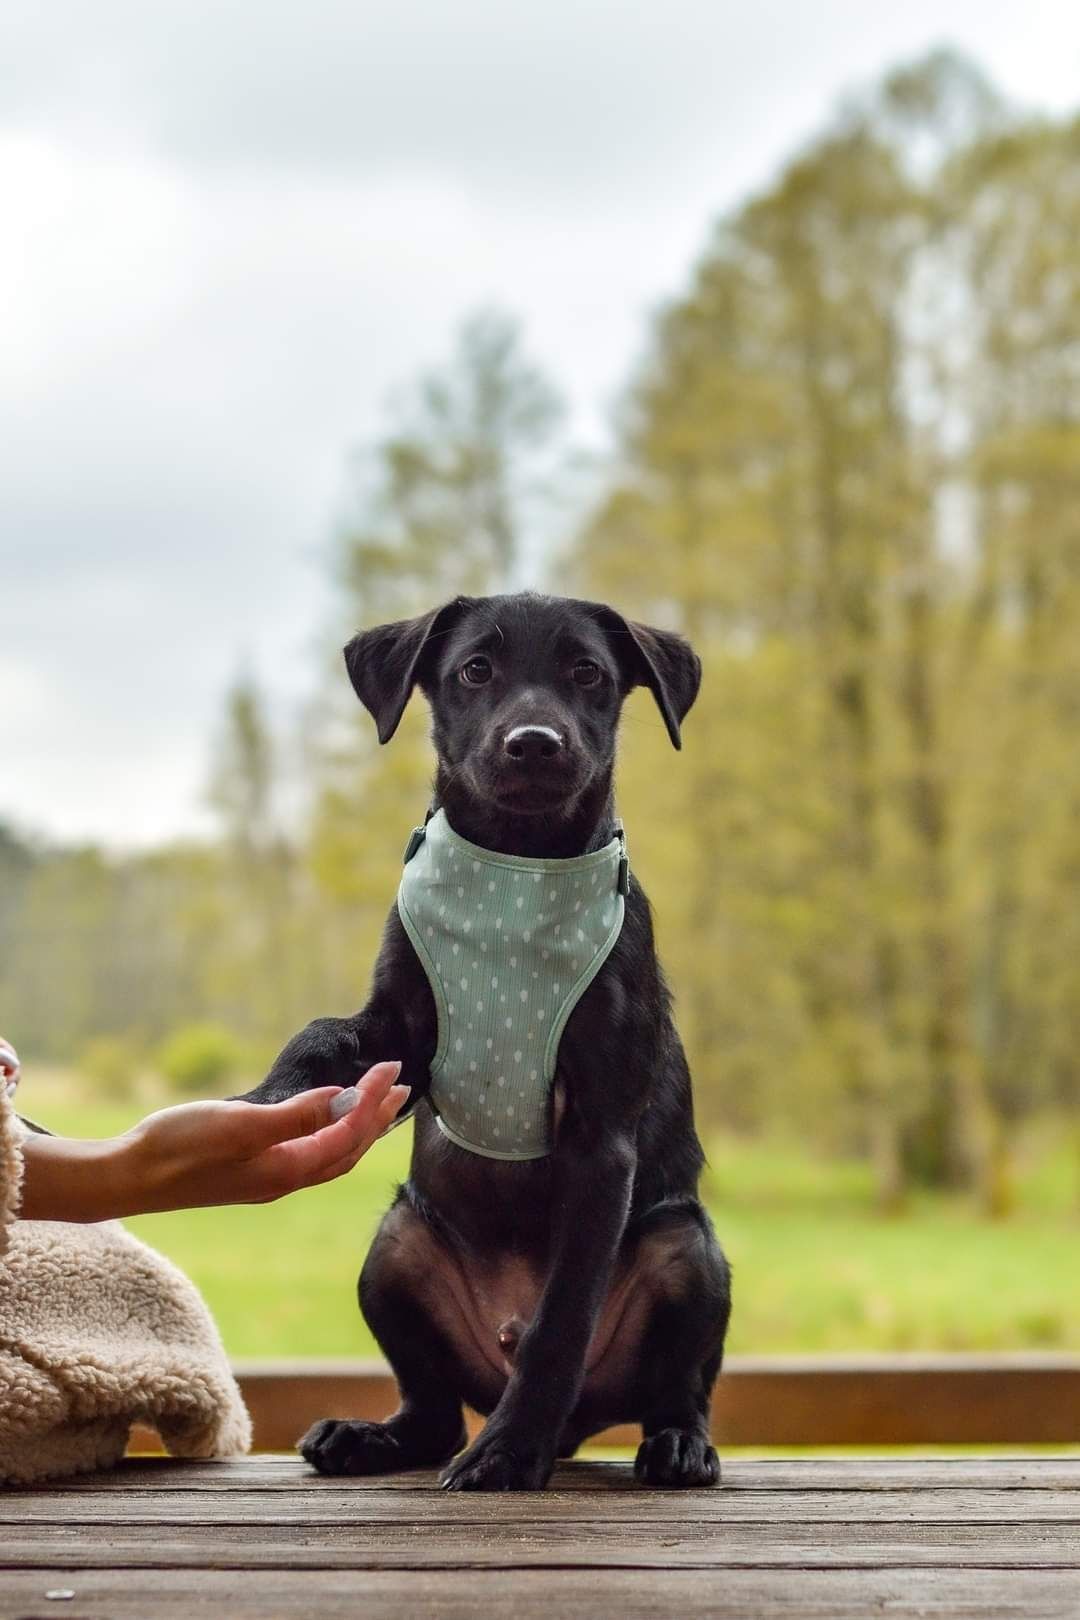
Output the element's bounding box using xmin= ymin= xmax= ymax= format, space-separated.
xmin=223 ymin=1353 xmax=1080 ymax=1449
xmin=90 ymin=1454 xmax=1080 ymax=1491
xmin=2 ymin=1455 xmax=1079 ymax=1619
xmin=4 ymin=1569 xmax=1080 ymax=1620
xmin=7 ymin=1486 xmax=1080 ymax=1523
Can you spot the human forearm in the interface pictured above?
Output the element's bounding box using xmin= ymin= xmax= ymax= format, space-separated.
xmin=16 ymin=1063 xmax=407 ymax=1223
xmin=18 ymin=1130 xmax=142 ymax=1222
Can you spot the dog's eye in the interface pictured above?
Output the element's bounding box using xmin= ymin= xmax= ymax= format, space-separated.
xmin=461 ymin=656 xmax=493 ymax=686
xmin=572 ymin=659 xmax=601 ymax=686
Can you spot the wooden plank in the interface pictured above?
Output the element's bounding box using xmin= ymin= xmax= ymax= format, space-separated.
xmin=6 ymin=1518 xmax=1080 ymax=1569
xmin=220 ymin=1355 xmax=1080 ymax=1450
xmin=6 ymin=1458 xmax=1078 ymax=1620
xmin=3 ymin=1568 xmax=1079 ymax=1620
xmin=3 ymin=1487 xmax=1080 ymax=1524
xmin=34 ymin=1454 xmax=1080 ymax=1493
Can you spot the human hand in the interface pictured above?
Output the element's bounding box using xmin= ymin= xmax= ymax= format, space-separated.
xmin=18 ymin=1061 xmax=409 ymax=1222
xmin=120 ymin=1061 xmax=409 ymax=1214
xmin=0 ymin=1037 xmax=20 ymax=1098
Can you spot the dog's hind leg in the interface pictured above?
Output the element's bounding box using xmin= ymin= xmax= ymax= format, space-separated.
xmin=300 ymin=1201 xmax=469 ymax=1477
xmin=627 ymin=1204 xmax=731 ymax=1488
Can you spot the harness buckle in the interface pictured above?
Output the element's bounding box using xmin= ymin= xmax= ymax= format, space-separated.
xmin=613 ymin=818 xmax=630 ymax=895
xmin=403 ymin=825 xmax=427 ymax=865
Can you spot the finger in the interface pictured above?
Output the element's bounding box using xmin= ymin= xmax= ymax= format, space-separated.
xmin=236 ymin=1063 xmax=399 ymax=1151
xmin=375 ymin=1084 xmax=411 ymax=1134
xmin=255 ymin=1075 xmax=406 ymax=1189
xmin=319 ymin=1066 xmax=404 ymax=1150
xmin=305 ymin=1102 xmax=406 ymax=1188
xmin=306 ymin=1139 xmax=372 ymax=1188
xmin=336 ymin=1084 xmax=411 ymax=1164
xmin=317 ymin=1082 xmax=414 ymax=1172
xmin=233 ymin=1087 xmax=343 ymax=1149
xmin=329 ymin=1058 xmax=404 ymax=1121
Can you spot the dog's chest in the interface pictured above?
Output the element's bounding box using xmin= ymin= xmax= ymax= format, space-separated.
xmin=396 ymin=810 xmax=626 ymax=1161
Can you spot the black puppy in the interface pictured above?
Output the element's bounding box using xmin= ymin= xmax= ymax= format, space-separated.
xmin=243 ymin=592 xmax=731 ymax=1490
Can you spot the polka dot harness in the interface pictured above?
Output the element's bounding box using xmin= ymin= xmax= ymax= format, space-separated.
xmin=396 ymin=808 xmax=628 ymax=1160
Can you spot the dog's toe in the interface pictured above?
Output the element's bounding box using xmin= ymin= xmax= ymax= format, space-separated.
xmin=440 ymin=1437 xmax=549 ymax=1492
xmin=299 ymin=1418 xmax=403 ymax=1477
xmin=634 ymin=1428 xmax=720 ymax=1488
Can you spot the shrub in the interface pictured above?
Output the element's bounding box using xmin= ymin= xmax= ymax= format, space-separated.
xmin=78 ymin=1035 xmax=142 ymax=1101
xmin=157 ymin=1023 xmax=243 ymax=1097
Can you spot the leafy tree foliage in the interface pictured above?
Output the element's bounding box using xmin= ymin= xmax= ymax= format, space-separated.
xmin=572 ymin=51 xmax=1080 ymax=1207
xmin=2 ymin=56 xmax=1077 ymax=1209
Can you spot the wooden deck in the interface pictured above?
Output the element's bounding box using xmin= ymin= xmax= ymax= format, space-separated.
xmin=3 ymin=1452 xmax=1079 ymax=1618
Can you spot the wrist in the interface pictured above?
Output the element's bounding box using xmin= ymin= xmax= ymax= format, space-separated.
xmin=18 ymin=1131 xmax=135 ymax=1223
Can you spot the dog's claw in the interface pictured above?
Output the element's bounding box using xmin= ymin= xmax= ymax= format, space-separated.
xmin=439 ymin=1434 xmax=551 ymax=1492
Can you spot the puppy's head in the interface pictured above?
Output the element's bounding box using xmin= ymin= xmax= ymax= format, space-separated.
xmin=344 ymin=593 xmax=700 ymax=819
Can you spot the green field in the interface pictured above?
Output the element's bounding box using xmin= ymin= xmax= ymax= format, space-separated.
xmin=22 ymin=1084 xmax=1080 ymax=1360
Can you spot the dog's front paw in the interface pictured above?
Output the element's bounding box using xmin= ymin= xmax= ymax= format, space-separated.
xmin=634 ymin=1427 xmax=720 ymax=1488
xmin=439 ymin=1428 xmax=552 ymax=1492
xmin=300 ymin=1418 xmax=405 ymax=1476
xmin=239 ymin=1017 xmax=362 ymax=1104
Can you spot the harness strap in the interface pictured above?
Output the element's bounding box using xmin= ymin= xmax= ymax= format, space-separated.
xmin=404 ymin=816 xmax=630 ymax=890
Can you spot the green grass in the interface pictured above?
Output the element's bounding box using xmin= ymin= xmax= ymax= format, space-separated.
xmin=24 ymin=1082 xmax=1080 ymax=1360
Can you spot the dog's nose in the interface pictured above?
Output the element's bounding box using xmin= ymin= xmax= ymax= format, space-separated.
xmin=504 ymin=724 xmax=563 ymax=762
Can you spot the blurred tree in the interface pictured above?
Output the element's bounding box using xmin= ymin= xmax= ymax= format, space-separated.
xmin=953 ymin=112 xmax=1080 ymax=1206
xmin=202 ymin=676 xmax=319 ymax=1049
xmin=208 ymin=678 xmax=276 ymax=864
xmin=340 ymin=308 xmax=564 ymax=618
xmin=573 ymin=50 xmax=1079 ymax=1211
xmin=0 ymin=825 xmax=36 ymax=1035
xmin=308 ymin=311 xmax=566 ymax=1014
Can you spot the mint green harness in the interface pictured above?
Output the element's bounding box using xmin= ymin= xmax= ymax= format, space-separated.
xmin=396 ymin=809 xmax=628 ymax=1160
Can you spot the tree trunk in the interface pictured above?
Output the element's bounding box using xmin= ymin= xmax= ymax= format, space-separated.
xmin=897 ymin=569 xmax=994 ymax=1203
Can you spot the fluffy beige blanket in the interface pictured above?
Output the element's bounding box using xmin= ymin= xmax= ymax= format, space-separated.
xmin=0 ymin=1088 xmax=250 ymax=1485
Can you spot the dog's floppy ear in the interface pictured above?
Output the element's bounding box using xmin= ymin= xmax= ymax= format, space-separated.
xmin=343 ymin=599 xmax=468 ymax=744
xmin=599 ymin=609 xmax=702 ymax=749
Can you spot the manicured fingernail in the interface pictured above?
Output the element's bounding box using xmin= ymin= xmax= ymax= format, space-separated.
xmin=329 ymin=1086 xmax=360 ymax=1121
xmin=390 ymin=1085 xmax=411 ymax=1103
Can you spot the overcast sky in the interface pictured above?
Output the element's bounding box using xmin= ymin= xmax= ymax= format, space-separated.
xmin=3 ymin=1 xmax=1078 ymax=850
